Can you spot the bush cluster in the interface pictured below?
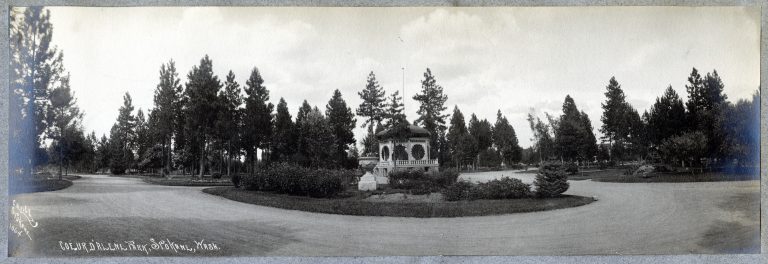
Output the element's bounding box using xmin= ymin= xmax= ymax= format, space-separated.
xmin=442 ymin=177 xmax=532 ymax=201
xmin=212 ymin=172 xmax=222 ymax=179
xmin=388 ymin=169 xmax=459 ymax=194
xmin=231 ymin=173 xmax=241 ymax=188
xmin=241 ymin=163 xmax=356 ymax=198
xmin=534 ymin=162 xmax=569 ymax=197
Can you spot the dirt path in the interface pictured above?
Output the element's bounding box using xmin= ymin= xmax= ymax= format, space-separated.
xmin=9 ymin=174 xmax=759 ymax=256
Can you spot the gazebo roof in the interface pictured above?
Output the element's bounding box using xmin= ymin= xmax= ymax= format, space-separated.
xmin=375 ymin=124 xmax=431 ymax=140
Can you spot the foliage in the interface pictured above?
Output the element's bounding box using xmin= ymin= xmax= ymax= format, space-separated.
xmin=388 ymin=169 xmax=459 ymax=193
xmin=108 ymin=93 xmax=136 ymax=174
xmin=241 ymin=67 xmax=273 ymax=172
xmin=183 ymin=55 xmax=222 ymax=176
xmin=271 ymin=98 xmax=297 ymax=162
xmin=563 ymin=162 xmax=578 ymax=175
xmin=152 ymin=60 xmax=183 ymax=174
xmin=447 ymin=106 xmax=477 ymax=168
xmin=231 ymin=173 xmax=241 ymax=188
xmin=534 ymin=162 xmax=569 ymax=197
xmin=413 ymin=68 xmax=449 ymax=159
xmin=297 ymin=108 xmax=336 ymax=167
xmin=215 ymin=70 xmax=243 ymax=176
xmin=326 ymin=89 xmax=357 ymax=168
xmin=526 ymin=113 xmax=555 ymax=163
xmin=647 ymin=86 xmax=686 ymax=145
xmin=356 ymin=71 xmax=387 ymax=133
xmin=554 ymin=95 xmax=597 ymax=162
xmin=241 ymin=163 xmax=353 ymax=198
xmin=383 ymin=90 xmax=408 ymax=129
xmin=493 ymin=110 xmax=521 ymax=166
xmin=211 ymin=172 xmax=222 ymax=179
xmin=658 ymin=131 xmax=708 ymax=167
xmin=474 ymin=178 xmax=532 ymax=200
xmin=442 ymin=181 xmax=475 ymax=201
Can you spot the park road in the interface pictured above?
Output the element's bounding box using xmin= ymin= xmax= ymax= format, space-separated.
xmin=9 ymin=173 xmax=759 ymax=256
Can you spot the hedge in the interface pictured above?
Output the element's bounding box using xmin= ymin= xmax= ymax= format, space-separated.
xmin=241 ymin=163 xmax=357 ymax=198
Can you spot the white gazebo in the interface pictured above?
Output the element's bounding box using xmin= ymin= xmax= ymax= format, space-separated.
xmin=371 ymin=124 xmax=439 ymax=184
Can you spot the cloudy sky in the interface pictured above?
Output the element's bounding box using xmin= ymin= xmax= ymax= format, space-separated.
xmin=45 ymin=6 xmax=760 ymax=148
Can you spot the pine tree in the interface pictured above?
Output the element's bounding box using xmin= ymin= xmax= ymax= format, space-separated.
xmin=271 ymin=98 xmax=296 ymax=162
xmin=46 ymin=75 xmax=82 ymax=178
xmin=493 ymin=110 xmax=521 ymax=166
xmin=10 ymin=7 xmax=65 ymax=177
xmin=685 ymin=68 xmax=706 ymax=131
xmin=109 ymin=92 xmax=136 ymax=174
xmin=356 ymin=71 xmax=387 ymax=132
xmin=647 ymin=86 xmax=686 ymax=145
xmin=578 ymin=111 xmax=598 ymax=162
xmin=326 ymin=89 xmax=357 ymax=168
xmin=152 ymin=60 xmax=182 ymax=175
xmin=447 ymin=106 xmax=474 ymax=169
xmin=383 ymin=90 xmax=407 ymax=128
xmin=413 ymin=68 xmax=449 ymax=159
xmin=183 ymin=55 xmax=222 ymax=177
xmin=241 ymin=67 xmax=274 ymax=173
xmin=216 ymin=70 xmax=243 ymax=176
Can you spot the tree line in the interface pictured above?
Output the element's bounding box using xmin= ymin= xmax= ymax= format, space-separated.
xmin=9 ymin=7 xmax=759 ymax=181
xmin=526 ymin=71 xmax=759 ymax=169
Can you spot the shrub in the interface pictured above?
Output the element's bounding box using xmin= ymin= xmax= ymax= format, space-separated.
xmin=231 ymin=174 xmax=241 ymax=188
xmin=212 ymin=172 xmax=222 ymax=179
xmin=622 ymin=164 xmax=640 ymax=175
xmin=564 ymin=162 xmax=578 ymax=175
xmin=389 ymin=169 xmax=459 ymax=194
xmin=475 ymin=177 xmax=531 ymax=199
xmin=241 ymin=163 xmax=348 ymax=198
xmin=534 ymin=162 xmax=569 ymax=197
xmin=442 ymin=181 xmax=475 ymax=201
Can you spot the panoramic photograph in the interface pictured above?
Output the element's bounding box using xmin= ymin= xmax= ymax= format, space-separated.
xmin=7 ymin=6 xmax=760 ymax=256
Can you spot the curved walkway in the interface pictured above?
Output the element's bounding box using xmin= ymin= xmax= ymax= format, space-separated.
xmin=10 ymin=173 xmax=758 ymax=256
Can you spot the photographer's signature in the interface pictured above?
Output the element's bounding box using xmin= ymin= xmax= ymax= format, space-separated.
xmin=10 ymin=200 xmax=38 ymax=240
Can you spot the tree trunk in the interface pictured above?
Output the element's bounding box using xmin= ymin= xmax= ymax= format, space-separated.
xmin=199 ymin=140 xmax=205 ymax=179
xmin=58 ymin=140 xmax=63 ymax=180
xmin=226 ymin=141 xmax=232 ymax=177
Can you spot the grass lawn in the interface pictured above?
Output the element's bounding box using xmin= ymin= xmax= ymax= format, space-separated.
xmin=568 ymin=169 xmax=758 ymax=183
xmin=10 ymin=174 xmax=80 ymax=194
xmin=202 ymin=187 xmax=595 ymax=218
xmin=142 ymin=176 xmax=233 ymax=186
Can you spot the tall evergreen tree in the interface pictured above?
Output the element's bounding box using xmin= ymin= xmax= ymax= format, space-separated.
xmin=271 ymin=98 xmax=297 ymax=162
xmin=684 ymin=68 xmax=706 ymax=131
xmin=152 ymin=60 xmax=182 ymax=175
xmin=10 ymin=7 xmax=65 ymax=177
xmin=183 ymin=55 xmax=222 ymax=177
xmin=600 ymin=77 xmax=628 ymax=154
xmin=109 ymin=92 xmax=136 ymax=174
xmin=46 ymin=75 xmax=82 ymax=178
xmin=555 ymin=95 xmax=584 ymax=161
xmin=216 ymin=70 xmax=243 ymax=176
xmin=578 ymin=111 xmax=598 ymax=162
xmin=383 ymin=90 xmax=408 ymax=128
xmin=326 ymin=89 xmax=357 ymax=168
xmin=493 ymin=110 xmax=521 ymax=166
xmin=447 ymin=106 xmax=475 ymax=168
xmin=468 ymin=114 xmax=493 ymax=165
xmin=647 ymin=86 xmax=686 ymax=145
xmin=357 ymin=71 xmax=387 ymax=133
xmin=413 ymin=68 xmax=449 ymax=160
xmin=242 ymin=67 xmax=274 ymax=173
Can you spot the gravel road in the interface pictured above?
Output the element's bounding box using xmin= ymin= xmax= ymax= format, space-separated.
xmin=9 ymin=173 xmax=759 ymax=256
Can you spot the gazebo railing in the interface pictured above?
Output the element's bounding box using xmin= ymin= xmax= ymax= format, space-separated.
xmin=377 ymin=159 xmax=438 ymax=167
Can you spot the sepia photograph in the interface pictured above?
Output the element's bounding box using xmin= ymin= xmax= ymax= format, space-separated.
xmin=5 ymin=4 xmax=762 ymax=259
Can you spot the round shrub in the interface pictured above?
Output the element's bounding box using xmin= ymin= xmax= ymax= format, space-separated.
xmin=212 ymin=172 xmax=222 ymax=179
xmin=534 ymin=162 xmax=569 ymax=197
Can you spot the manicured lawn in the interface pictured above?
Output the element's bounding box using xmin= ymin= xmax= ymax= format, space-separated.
xmin=568 ymin=169 xmax=758 ymax=183
xmin=143 ymin=176 xmax=233 ymax=186
xmin=10 ymin=174 xmax=80 ymax=194
xmin=202 ymin=187 xmax=595 ymax=218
